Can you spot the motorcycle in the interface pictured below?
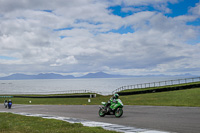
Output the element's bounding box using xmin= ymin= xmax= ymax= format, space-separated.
xmin=99 ymin=99 xmax=123 ymax=118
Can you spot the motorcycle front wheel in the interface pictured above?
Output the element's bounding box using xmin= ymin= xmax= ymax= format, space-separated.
xmin=115 ymin=108 xmax=123 ymax=118
xmin=99 ymin=108 xmax=106 ymax=117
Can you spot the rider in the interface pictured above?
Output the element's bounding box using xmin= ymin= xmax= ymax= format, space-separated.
xmin=8 ymin=99 xmax=12 ymax=104
xmin=4 ymin=99 xmax=8 ymax=108
xmin=104 ymin=93 xmax=119 ymax=112
xmin=4 ymin=99 xmax=7 ymax=104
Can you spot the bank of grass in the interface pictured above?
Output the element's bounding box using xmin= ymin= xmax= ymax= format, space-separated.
xmin=120 ymin=81 xmax=200 ymax=93
xmin=0 ymin=113 xmax=118 ymax=133
xmin=120 ymin=87 xmax=200 ymax=107
xmin=0 ymin=93 xmax=110 ymax=105
xmin=1 ymin=88 xmax=200 ymax=107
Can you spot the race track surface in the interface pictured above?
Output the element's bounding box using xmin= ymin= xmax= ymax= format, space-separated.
xmin=1 ymin=104 xmax=200 ymax=133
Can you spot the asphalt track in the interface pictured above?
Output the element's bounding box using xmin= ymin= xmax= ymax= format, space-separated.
xmin=1 ymin=104 xmax=200 ymax=133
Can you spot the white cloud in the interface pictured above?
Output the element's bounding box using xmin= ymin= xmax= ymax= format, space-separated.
xmin=0 ymin=0 xmax=200 ymax=76
xmin=189 ymin=1 xmax=200 ymax=16
xmin=50 ymin=56 xmax=78 ymax=66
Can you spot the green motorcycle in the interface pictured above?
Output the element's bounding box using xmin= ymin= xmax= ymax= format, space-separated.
xmin=99 ymin=99 xmax=124 ymax=118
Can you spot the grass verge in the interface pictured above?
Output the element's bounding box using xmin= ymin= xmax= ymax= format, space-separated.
xmin=0 ymin=113 xmax=117 ymax=133
xmin=119 ymin=81 xmax=200 ymax=93
xmin=120 ymin=87 xmax=200 ymax=107
xmin=1 ymin=88 xmax=200 ymax=107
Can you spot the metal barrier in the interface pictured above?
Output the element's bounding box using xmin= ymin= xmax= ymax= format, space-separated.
xmin=112 ymin=77 xmax=200 ymax=94
xmin=39 ymin=90 xmax=102 ymax=95
xmin=0 ymin=96 xmax=13 ymax=98
xmin=1 ymin=90 xmax=102 ymax=95
xmin=13 ymin=94 xmax=96 ymax=98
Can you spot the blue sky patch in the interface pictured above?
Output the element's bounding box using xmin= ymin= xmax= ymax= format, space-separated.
xmin=59 ymin=36 xmax=67 ymax=39
xmin=53 ymin=27 xmax=73 ymax=31
xmin=167 ymin=0 xmax=199 ymax=17
xmin=108 ymin=6 xmax=134 ymax=17
xmin=0 ymin=56 xmax=17 ymax=60
xmin=42 ymin=10 xmax=53 ymax=13
xmin=186 ymin=37 xmax=200 ymax=45
xmin=187 ymin=18 xmax=200 ymax=26
xmin=109 ymin=26 xmax=134 ymax=34
xmin=75 ymin=19 xmax=102 ymax=25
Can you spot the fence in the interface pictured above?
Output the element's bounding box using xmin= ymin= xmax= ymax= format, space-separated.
xmin=45 ymin=90 xmax=102 ymax=95
xmin=112 ymin=77 xmax=200 ymax=94
xmin=0 ymin=96 xmax=13 ymax=98
xmin=0 ymin=90 xmax=102 ymax=95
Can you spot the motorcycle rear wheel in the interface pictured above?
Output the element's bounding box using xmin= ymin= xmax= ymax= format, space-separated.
xmin=99 ymin=108 xmax=106 ymax=117
xmin=115 ymin=108 xmax=123 ymax=118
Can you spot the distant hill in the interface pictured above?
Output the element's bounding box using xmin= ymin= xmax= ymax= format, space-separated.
xmin=0 ymin=72 xmax=197 ymax=80
xmin=0 ymin=73 xmax=74 ymax=80
xmin=79 ymin=72 xmax=125 ymax=78
xmin=0 ymin=72 xmax=128 ymax=80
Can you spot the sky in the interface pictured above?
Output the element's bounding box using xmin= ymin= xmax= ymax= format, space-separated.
xmin=0 ymin=0 xmax=200 ymax=77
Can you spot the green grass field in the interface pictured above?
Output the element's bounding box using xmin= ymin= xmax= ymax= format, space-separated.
xmin=120 ymin=81 xmax=200 ymax=93
xmin=1 ymin=87 xmax=200 ymax=107
xmin=120 ymin=87 xmax=200 ymax=106
xmin=0 ymin=113 xmax=117 ymax=133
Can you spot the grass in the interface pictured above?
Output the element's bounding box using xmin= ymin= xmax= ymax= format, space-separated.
xmin=1 ymin=87 xmax=200 ymax=107
xmin=0 ymin=95 xmax=110 ymax=105
xmin=0 ymin=113 xmax=118 ymax=133
xmin=120 ymin=81 xmax=200 ymax=93
xmin=120 ymin=87 xmax=200 ymax=107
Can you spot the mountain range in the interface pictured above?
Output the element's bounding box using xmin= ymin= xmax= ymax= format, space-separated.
xmin=0 ymin=72 xmax=126 ymax=80
xmin=0 ymin=72 xmax=196 ymax=80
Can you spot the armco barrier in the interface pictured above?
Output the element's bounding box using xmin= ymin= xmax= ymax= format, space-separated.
xmin=113 ymin=77 xmax=200 ymax=94
xmin=0 ymin=96 xmax=13 ymax=98
xmin=13 ymin=94 xmax=96 ymax=98
xmin=117 ymin=83 xmax=200 ymax=96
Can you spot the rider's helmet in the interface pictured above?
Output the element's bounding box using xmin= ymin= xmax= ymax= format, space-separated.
xmin=114 ymin=93 xmax=119 ymax=99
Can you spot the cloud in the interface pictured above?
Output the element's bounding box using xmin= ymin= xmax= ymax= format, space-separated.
xmin=50 ymin=56 xmax=78 ymax=66
xmin=189 ymin=1 xmax=200 ymax=16
xmin=0 ymin=0 xmax=200 ymax=76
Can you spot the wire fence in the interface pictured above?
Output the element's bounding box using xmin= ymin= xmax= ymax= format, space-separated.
xmin=112 ymin=77 xmax=200 ymax=94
